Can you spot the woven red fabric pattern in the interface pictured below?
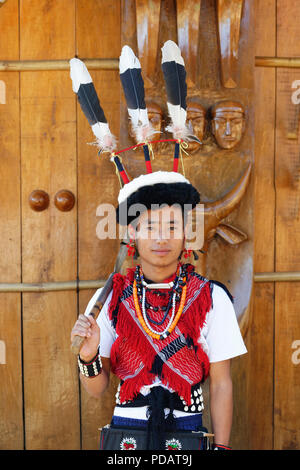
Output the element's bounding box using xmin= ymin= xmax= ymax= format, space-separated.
xmin=108 ymin=265 xmax=212 ymax=404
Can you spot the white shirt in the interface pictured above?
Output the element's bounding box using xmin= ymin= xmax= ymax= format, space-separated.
xmin=84 ymin=281 xmax=247 ymax=419
xmin=84 ymin=283 xmax=247 ymax=363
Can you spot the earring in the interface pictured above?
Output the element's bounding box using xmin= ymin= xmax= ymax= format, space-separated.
xmin=182 ymin=248 xmax=192 ymax=259
xmin=126 ymin=239 xmax=136 ymax=257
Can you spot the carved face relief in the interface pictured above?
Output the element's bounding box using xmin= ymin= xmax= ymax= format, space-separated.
xmin=128 ymin=102 xmax=163 ymax=142
xmin=211 ymin=101 xmax=246 ymax=149
xmin=186 ymin=101 xmax=206 ymax=153
xmin=147 ymin=101 xmax=163 ymax=136
xmin=147 ymin=102 xmax=168 ymax=153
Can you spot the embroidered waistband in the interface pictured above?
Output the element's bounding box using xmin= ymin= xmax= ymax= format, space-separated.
xmin=111 ymin=412 xmax=203 ymax=431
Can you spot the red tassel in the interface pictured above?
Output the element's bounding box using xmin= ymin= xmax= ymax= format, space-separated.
xmin=108 ymin=266 xmax=212 ymax=404
xmin=108 ymin=273 xmax=126 ymax=321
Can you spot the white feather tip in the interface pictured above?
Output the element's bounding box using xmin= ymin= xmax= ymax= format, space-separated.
xmin=69 ymin=58 xmax=92 ymax=93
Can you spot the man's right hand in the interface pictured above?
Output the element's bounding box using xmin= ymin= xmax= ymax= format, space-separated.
xmin=70 ymin=314 xmax=100 ymax=362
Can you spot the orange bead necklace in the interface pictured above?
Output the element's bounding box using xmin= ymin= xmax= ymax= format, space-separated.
xmin=133 ymin=265 xmax=188 ymax=340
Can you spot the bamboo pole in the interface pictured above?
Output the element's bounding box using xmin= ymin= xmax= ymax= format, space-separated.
xmin=1 ymin=57 xmax=300 ymax=71
xmin=0 ymin=272 xmax=300 ymax=292
xmin=0 ymin=58 xmax=119 ymax=72
xmin=255 ymin=56 xmax=300 ymax=68
xmin=254 ymin=272 xmax=300 ymax=282
xmin=0 ymin=280 xmax=105 ymax=292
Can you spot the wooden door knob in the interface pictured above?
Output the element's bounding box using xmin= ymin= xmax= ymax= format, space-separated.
xmin=28 ymin=190 xmax=50 ymax=212
xmin=54 ymin=189 xmax=75 ymax=212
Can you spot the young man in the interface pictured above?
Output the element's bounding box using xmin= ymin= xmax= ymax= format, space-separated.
xmin=70 ymin=172 xmax=247 ymax=451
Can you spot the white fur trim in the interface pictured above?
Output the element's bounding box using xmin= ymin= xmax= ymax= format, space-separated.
xmin=117 ymin=171 xmax=191 ymax=204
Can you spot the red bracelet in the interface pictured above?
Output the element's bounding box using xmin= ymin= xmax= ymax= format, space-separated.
xmin=213 ymin=443 xmax=232 ymax=450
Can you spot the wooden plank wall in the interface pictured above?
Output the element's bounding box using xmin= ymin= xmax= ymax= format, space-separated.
xmin=0 ymin=0 xmax=23 ymax=450
xmin=76 ymin=0 xmax=121 ymax=451
xmin=249 ymin=0 xmax=276 ymax=450
xmin=275 ymin=1 xmax=300 ymax=450
xmin=0 ymin=0 xmax=300 ymax=450
xmin=0 ymin=0 xmax=121 ymax=450
xmin=251 ymin=0 xmax=300 ymax=450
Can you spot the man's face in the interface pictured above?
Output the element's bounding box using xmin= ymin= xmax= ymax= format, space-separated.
xmin=148 ymin=110 xmax=162 ymax=134
xmin=129 ymin=205 xmax=185 ymax=268
xmin=187 ymin=102 xmax=206 ymax=153
xmin=212 ymin=109 xmax=245 ymax=149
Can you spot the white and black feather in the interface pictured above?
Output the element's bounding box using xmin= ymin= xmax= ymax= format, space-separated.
xmin=161 ymin=40 xmax=189 ymax=140
xmin=119 ymin=46 xmax=155 ymax=143
xmin=70 ymin=57 xmax=116 ymax=152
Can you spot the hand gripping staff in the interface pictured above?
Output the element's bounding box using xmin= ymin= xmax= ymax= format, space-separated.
xmin=70 ymin=239 xmax=128 ymax=355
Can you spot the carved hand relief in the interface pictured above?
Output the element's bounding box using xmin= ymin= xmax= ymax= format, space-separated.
xmin=189 ymin=163 xmax=251 ymax=277
xmin=210 ymin=100 xmax=246 ymax=149
xmin=177 ymin=0 xmax=201 ymax=87
xmin=135 ymin=0 xmax=161 ymax=88
xmin=217 ymin=0 xmax=244 ymax=88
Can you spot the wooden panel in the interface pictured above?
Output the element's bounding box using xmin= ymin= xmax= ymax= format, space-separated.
xmin=0 ymin=0 xmax=23 ymax=449
xmin=21 ymin=70 xmax=80 ymax=449
xmin=0 ymin=0 xmax=19 ymax=60
xmin=20 ymin=0 xmax=75 ymax=60
xmin=250 ymin=60 xmax=276 ymax=444
xmin=274 ymin=283 xmax=300 ymax=449
xmin=76 ymin=0 xmax=121 ymax=450
xmin=20 ymin=0 xmax=79 ymax=449
xmin=275 ymin=0 xmax=300 ymax=449
xmin=21 ymin=74 xmax=79 ymax=449
xmin=0 ymin=70 xmax=23 ymax=449
xmin=254 ymin=0 xmax=276 ymax=58
xmin=247 ymin=0 xmax=276 ymax=451
xmin=275 ymin=66 xmax=300 ymax=450
xmin=277 ymin=1 xmax=300 ymax=57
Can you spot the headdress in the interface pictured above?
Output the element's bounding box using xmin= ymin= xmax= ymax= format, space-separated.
xmin=69 ymin=41 xmax=200 ymax=227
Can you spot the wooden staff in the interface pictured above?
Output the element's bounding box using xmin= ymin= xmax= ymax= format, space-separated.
xmin=71 ymin=238 xmax=128 ymax=355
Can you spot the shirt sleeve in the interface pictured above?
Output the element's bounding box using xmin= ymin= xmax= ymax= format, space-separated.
xmin=83 ymin=288 xmax=117 ymax=358
xmin=199 ymin=283 xmax=248 ymax=363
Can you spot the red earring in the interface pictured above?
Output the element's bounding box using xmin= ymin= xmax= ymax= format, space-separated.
xmin=126 ymin=239 xmax=136 ymax=257
xmin=183 ymin=248 xmax=192 ymax=259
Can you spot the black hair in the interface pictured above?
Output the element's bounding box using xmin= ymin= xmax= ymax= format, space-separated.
xmin=116 ymin=181 xmax=200 ymax=226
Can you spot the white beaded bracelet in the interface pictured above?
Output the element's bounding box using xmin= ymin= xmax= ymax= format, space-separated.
xmin=77 ymin=347 xmax=102 ymax=378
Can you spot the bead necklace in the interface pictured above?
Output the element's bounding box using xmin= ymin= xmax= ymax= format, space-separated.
xmin=133 ymin=264 xmax=188 ymax=340
xmin=141 ymin=285 xmax=176 ymax=337
xmin=142 ymin=270 xmax=178 ymax=326
xmin=144 ymin=290 xmax=174 ymax=326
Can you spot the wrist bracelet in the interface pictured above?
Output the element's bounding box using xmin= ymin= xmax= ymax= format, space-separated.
xmin=213 ymin=443 xmax=232 ymax=450
xmin=78 ymin=347 xmax=102 ymax=378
